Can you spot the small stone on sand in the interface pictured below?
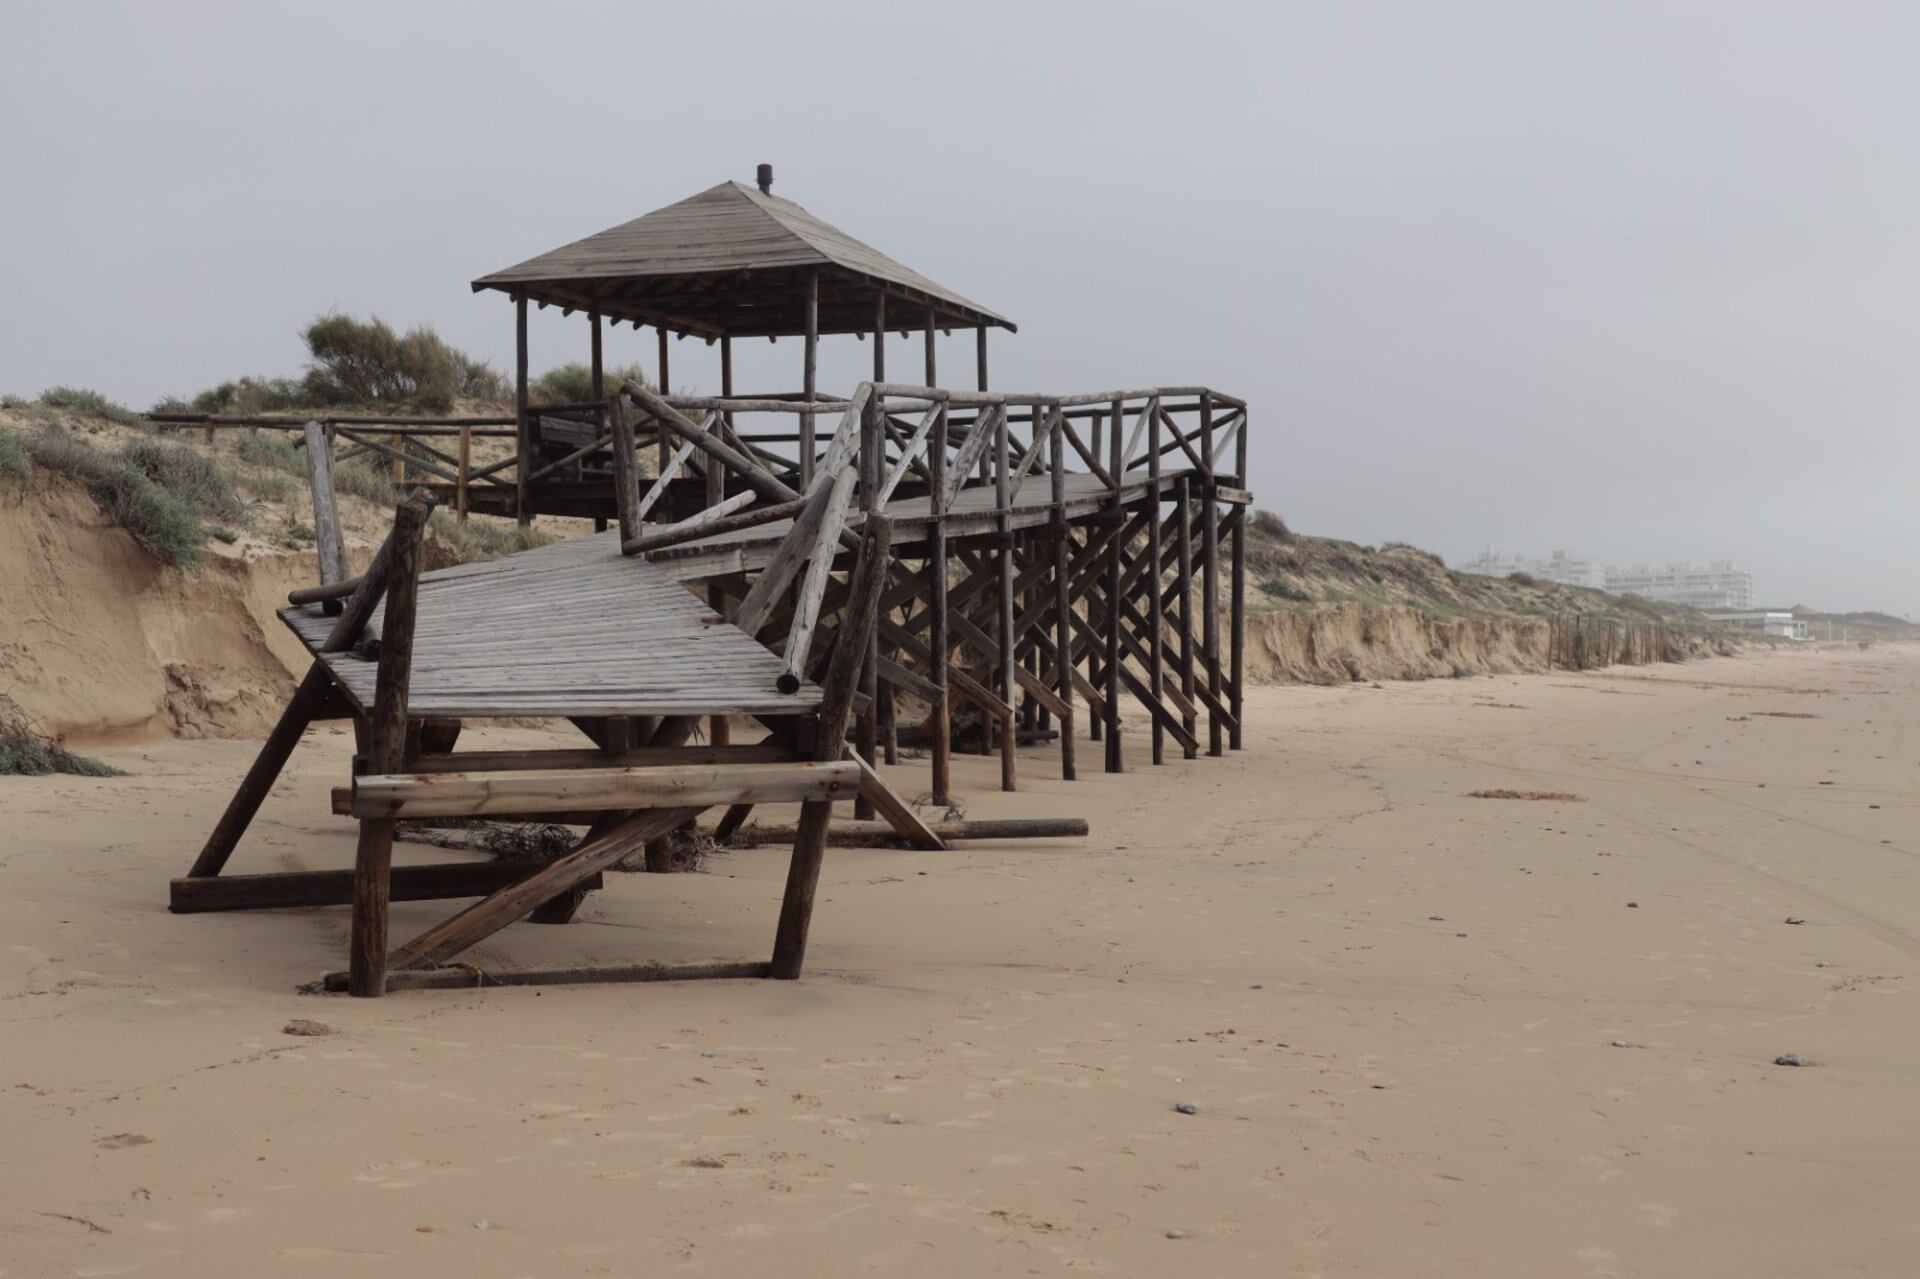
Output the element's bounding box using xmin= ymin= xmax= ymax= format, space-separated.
xmin=1166 ymin=1229 xmax=1186 ymax=1239
xmin=1773 ymin=1052 xmax=1808 ymax=1068
xmin=283 ymin=1019 xmax=334 ymax=1037
xmin=1784 ymin=916 xmax=1806 ymax=925
xmin=885 ymin=1113 xmax=904 ymax=1125
xmin=1175 ymin=1101 xmax=1198 ymax=1115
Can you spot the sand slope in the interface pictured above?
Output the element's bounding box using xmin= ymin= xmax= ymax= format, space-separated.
xmin=1 ymin=647 xmax=1916 ymax=1275
xmin=0 ymin=471 xmax=310 ymax=742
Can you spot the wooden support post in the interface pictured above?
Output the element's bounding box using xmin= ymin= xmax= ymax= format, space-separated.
xmin=656 ymin=325 xmax=672 ymax=474
xmin=610 ymin=394 xmax=640 ymax=546
xmin=186 ymin=665 xmax=334 ymax=879
xmin=925 ymin=306 xmax=938 ymax=386
xmin=1051 ymin=412 xmax=1076 ymax=781
xmin=455 ymin=424 xmax=471 ymax=523
xmin=927 ymin=404 xmax=952 ymax=805
xmin=854 ymin=386 xmax=880 ymax=819
xmin=589 ymin=309 xmax=603 ymax=401
xmin=349 ymin=491 xmax=432 ymax=997
xmin=1231 ymin=410 xmax=1248 ymax=750
xmin=514 ymin=293 xmax=531 ymax=526
xmin=771 ymin=513 xmax=894 ymax=980
xmin=1146 ymin=402 xmax=1166 ymax=765
xmin=303 ymin=421 xmax=349 ymax=604
xmin=1176 ymin=474 xmax=1198 ymax=758
xmin=801 ymin=267 xmax=818 ymax=488
xmin=1201 ymin=393 xmax=1223 ymax=757
xmin=1104 ymin=402 xmax=1124 ymax=773
xmin=872 ymin=292 xmax=897 ymax=766
xmin=995 ymin=402 xmax=1016 ymax=791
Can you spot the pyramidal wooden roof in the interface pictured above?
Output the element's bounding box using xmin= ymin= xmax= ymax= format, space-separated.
xmin=473 ymin=180 xmax=1013 ymax=338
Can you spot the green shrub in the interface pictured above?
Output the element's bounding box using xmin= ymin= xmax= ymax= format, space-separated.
xmin=0 ymin=697 xmax=123 ymax=777
xmin=235 ymin=431 xmax=304 ymax=473
xmin=332 ymin=456 xmax=400 ymax=505
xmin=25 ymin=429 xmax=209 ymax=567
xmin=38 ymin=386 xmax=147 ymax=428
xmin=1250 ymin=509 xmax=1291 ymax=541
xmin=122 ymin=438 xmax=248 ymax=525
xmin=237 ymin=470 xmax=297 ymax=503
xmin=529 ymin=361 xmax=650 ymax=405
xmin=0 ymin=425 xmax=28 ymax=494
xmin=1261 ymin=578 xmax=1312 ymax=603
xmin=429 ymin=510 xmax=554 ymax=563
xmin=302 ymin=314 xmax=506 ymax=410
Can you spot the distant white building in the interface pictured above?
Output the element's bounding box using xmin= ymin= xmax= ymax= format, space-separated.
xmin=1705 ymin=611 xmax=1809 ymax=640
xmin=1456 ymin=548 xmax=1603 ymax=589
xmin=1459 ymin=549 xmax=1757 ymax=611
xmin=1603 ymin=561 xmax=1753 ymax=610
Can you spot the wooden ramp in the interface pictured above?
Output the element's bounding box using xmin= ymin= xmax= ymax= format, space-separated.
xmin=281 ymin=530 xmax=817 ymax=720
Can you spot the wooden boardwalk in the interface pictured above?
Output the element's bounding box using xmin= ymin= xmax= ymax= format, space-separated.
xmin=282 ymin=534 xmax=817 ymax=719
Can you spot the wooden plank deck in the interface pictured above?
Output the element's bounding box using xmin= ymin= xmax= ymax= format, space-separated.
xmin=281 ymin=534 xmax=819 ymax=719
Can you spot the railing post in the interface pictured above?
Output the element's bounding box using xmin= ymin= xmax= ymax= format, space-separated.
xmin=1146 ymin=400 xmax=1165 ymax=765
xmin=1051 ymin=406 xmax=1075 ymax=781
xmin=927 ymin=401 xmax=952 ymax=805
xmin=455 ymin=424 xmax=471 ymax=523
xmin=995 ymin=400 xmax=1016 ymax=791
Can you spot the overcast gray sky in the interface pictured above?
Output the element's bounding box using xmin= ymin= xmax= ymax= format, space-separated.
xmin=4 ymin=1 xmax=1915 ymax=615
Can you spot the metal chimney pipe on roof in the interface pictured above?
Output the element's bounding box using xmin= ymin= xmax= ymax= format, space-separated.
xmin=756 ymin=163 xmax=773 ymax=194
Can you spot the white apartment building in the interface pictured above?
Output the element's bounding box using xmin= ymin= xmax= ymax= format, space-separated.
xmin=1456 ymin=548 xmax=1604 ymax=589
xmin=1460 ymin=549 xmax=1756 ymax=611
xmin=1603 ymin=561 xmax=1753 ymax=610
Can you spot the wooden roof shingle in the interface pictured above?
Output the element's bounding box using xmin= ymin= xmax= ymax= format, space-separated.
xmin=473 ymin=181 xmax=1013 ymax=338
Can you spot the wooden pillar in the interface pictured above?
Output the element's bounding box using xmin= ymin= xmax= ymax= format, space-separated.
xmin=1146 ymin=402 xmax=1166 ymax=765
xmin=1230 ymin=410 xmax=1248 ymax=750
xmin=1087 ymin=406 xmax=1104 ymax=745
xmin=455 ymin=424 xmax=471 ymax=523
xmin=1051 ymin=410 xmax=1075 ymax=780
xmin=1201 ymin=392 xmax=1223 ymax=756
xmin=655 ymin=325 xmax=672 ymax=474
xmin=874 ymin=292 xmax=898 ymax=765
xmin=708 ymin=333 xmax=733 ymax=746
xmin=801 ymin=268 xmax=819 ymax=488
xmin=589 ymin=309 xmax=603 ymax=401
xmin=610 ymin=393 xmax=640 ymax=547
xmin=186 ymin=665 xmax=333 ymax=879
xmin=854 ymin=385 xmax=880 ymax=820
xmin=1176 ymin=474 xmax=1198 ymax=758
xmin=928 ymin=401 xmax=952 ymax=805
xmin=995 ymin=402 xmax=1016 ymax=791
xmin=349 ymin=493 xmax=431 ymax=997
xmin=771 ymin=514 xmax=893 ymax=980
xmin=514 ymin=294 xmax=531 ymax=527
xmin=925 ymin=306 xmax=937 ymax=387
xmin=1104 ymin=401 xmax=1124 ymax=771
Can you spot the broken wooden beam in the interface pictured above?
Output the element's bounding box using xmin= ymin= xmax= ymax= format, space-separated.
xmin=339 ymin=760 xmax=860 ymax=820
xmin=170 ymin=863 xmax=603 ymax=914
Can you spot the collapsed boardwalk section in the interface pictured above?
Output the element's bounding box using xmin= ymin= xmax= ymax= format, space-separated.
xmin=165 ymin=173 xmax=1249 ymax=994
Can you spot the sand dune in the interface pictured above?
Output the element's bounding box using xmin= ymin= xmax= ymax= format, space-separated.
xmin=2 ymin=646 xmax=1915 ymax=1275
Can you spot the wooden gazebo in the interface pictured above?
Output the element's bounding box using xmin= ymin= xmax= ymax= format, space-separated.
xmin=473 ymin=165 xmax=1014 ymax=520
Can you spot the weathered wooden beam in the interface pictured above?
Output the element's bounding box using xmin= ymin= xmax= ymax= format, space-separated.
xmin=323 ymin=959 xmax=772 ymax=992
xmin=303 ymin=420 xmax=348 ymax=605
xmin=770 ymin=513 xmax=893 ymax=980
xmin=349 ymin=489 xmax=432 ymax=997
xmin=340 ymin=760 xmax=859 ymax=820
xmin=848 ymin=753 xmax=944 ymax=850
xmin=171 ymin=863 xmax=604 ymax=914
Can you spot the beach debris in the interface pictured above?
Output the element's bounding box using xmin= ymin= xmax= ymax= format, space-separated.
xmin=1627 ymin=901 xmax=1639 ymax=909
xmin=682 ymin=1155 xmax=726 ymax=1168
xmin=1773 ymin=1053 xmax=1808 ymax=1067
xmin=885 ymin=1113 xmax=904 ymax=1125
xmin=1174 ymin=1101 xmax=1198 ymax=1115
xmin=1166 ymin=1229 xmax=1187 ymax=1239
xmin=283 ymin=1019 xmax=334 ymax=1037
xmin=1468 ymin=789 xmax=1585 ymax=802
xmin=96 ymin=1133 xmax=151 ymax=1149
xmin=1784 ymin=916 xmax=1807 ymax=926
xmin=472 ymin=1220 xmax=492 ymax=1230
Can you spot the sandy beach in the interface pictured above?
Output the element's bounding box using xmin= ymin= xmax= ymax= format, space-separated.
xmin=3 ymin=644 xmax=1915 ymax=1276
